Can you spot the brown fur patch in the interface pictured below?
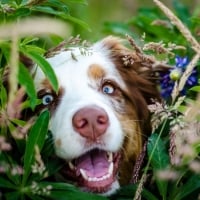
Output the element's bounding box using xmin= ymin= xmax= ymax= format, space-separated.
xmin=101 ymin=36 xmax=164 ymax=185
xmin=102 ymin=36 xmax=159 ymax=133
xmin=117 ymin=99 xmax=143 ymax=185
xmin=55 ymin=139 xmax=62 ymax=147
xmin=41 ymin=78 xmax=53 ymax=91
xmin=88 ymin=64 xmax=106 ymax=81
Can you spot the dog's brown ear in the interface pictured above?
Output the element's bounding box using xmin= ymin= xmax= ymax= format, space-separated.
xmin=101 ymin=36 xmax=168 ymax=133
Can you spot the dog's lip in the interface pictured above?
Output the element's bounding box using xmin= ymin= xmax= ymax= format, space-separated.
xmin=61 ymin=149 xmax=121 ymax=193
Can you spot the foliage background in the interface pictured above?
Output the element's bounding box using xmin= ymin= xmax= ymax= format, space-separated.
xmin=0 ymin=0 xmax=200 ymax=200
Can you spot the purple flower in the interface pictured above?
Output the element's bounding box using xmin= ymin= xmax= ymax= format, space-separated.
xmin=175 ymin=56 xmax=189 ymax=68
xmin=160 ymin=56 xmax=198 ymax=99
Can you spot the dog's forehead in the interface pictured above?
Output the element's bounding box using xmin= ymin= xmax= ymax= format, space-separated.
xmin=33 ymin=45 xmax=126 ymax=91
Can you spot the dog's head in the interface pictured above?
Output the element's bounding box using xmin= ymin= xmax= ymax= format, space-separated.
xmin=31 ymin=36 xmax=163 ymax=195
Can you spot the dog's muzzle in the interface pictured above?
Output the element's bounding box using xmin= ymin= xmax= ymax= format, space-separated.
xmin=60 ymin=105 xmax=121 ymax=193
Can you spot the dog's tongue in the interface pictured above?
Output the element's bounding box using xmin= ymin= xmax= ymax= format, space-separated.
xmin=76 ymin=149 xmax=109 ymax=178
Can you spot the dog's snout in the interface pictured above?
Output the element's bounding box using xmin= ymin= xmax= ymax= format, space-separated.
xmin=72 ymin=106 xmax=109 ymax=140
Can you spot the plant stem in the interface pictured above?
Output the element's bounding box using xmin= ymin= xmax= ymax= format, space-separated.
xmin=153 ymin=0 xmax=200 ymax=102
xmin=8 ymin=30 xmax=19 ymax=104
xmin=133 ymin=119 xmax=168 ymax=200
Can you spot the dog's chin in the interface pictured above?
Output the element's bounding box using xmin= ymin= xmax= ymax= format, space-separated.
xmin=60 ymin=148 xmax=121 ymax=195
xmin=81 ymin=180 xmax=120 ymax=196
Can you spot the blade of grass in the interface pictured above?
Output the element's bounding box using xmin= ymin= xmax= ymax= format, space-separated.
xmin=21 ymin=50 xmax=58 ymax=93
xmin=133 ymin=119 xmax=168 ymax=200
xmin=18 ymin=63 xmax=37 ymax=109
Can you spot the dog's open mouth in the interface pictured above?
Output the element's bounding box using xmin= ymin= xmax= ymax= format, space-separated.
xmin=61 ymin=149 xmax=121 ymax=193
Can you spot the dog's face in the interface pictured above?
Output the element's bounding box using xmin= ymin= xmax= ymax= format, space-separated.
xmin=32 ymin=37 xmax=161 ymax=195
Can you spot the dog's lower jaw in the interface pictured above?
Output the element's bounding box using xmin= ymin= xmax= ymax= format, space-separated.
xmin=81 ymin=180 xmax=120 ymax=196
xmin=102 ymin=181 xmax=120 ymax=196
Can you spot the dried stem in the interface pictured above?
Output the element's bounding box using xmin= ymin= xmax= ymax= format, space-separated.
xmin=184 ymin=93 xmax=200 ymax=122
xmin=131 ymin=142 xmax=147 ymax=184
xmin=126 ymin=34 xmax=143 ymax=54
xmin=8 ymin=31 xmax=19 ymax=104
xmin=171 ymin=54 xmax=200 ymax=102
xmin=133 ymin=173 xmax=147 ymax=200
xmin=153 ymin=0 xmax=200 ymax=54
xmin=179 ymin=54 xmax=200 ymax=92
xmin=153 ymin=0 xmax=200 ymax=102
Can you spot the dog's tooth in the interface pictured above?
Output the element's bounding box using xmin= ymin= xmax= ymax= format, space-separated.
xmin=93 ymin=177 xmax=98 ymax=181
xmin=102 ymin=174 xmax=108 ymax=180
xmin=98 ymin=176 xmax=103 ymax=181
xmin=107 ymin=152 xmax=113 ymax=162
xmin=108 ymin=162 xmax=114 ymax=175
xmin=80 ymin=169 xmax=88 ymax=180
xmin=88 ymin=177 xmax=97 ymax=182
xmin=83 ymin=163 xmax=114 ymax=182
xmin=87 ymin=172 xmax=113 ymax=182
xmin=68 ymin=161 xmax=75 ymax=170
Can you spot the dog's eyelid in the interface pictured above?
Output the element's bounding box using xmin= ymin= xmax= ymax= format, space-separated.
xmin=101 ymin=80 xmax=119 ymax=95
xmin=102 ymin=79 xmax=117 ymax=86
xmin=37 ymin=89 xmax=53 ymax=98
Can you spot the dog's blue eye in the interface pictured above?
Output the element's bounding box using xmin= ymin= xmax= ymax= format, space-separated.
xmin=42 ymin=94 xmax=54 ymax=105
xmin=102 ymin=84 xmax=115 ymax=94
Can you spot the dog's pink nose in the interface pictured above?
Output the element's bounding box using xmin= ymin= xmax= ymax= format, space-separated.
xmin=72 ymin=106 xmax=109 ymax=140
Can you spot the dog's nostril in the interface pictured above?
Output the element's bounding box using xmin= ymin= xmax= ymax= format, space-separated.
xmin=72 ymin=106 xmax=109 ymax=140
xmin=75 ymin=119 xmax=88 ymax=129
xmin=97 ymin=116 xmax=107 ymax=124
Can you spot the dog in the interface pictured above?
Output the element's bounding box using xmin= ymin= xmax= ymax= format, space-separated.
xmin=30 ymin=36 xmax=164 ymax=195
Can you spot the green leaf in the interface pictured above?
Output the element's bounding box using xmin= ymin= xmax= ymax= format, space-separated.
xmin=41 ymin=182 xmax=108 ymax=200
xmin=61 ymin=14 xmax=90 ymax=31
xmin=147 ymin=133 xmax=170 ymax=199
xmin=0 ymin=84 xmax=7 ymax=108
xmin=5 ymin=192 xmax=21 ymax=200
xmin=67 ymin=0 xmax=88 ymax=5
xmin=22 ymin=45 xmax=46 ymax=56
xmin=18 ymin=63 xmax=37 ymax=109
xmin=21 ymin=37 xmax=39 ymax=45
xmin=114 ymin=184 xmax=158 ymax=200
xmin=190 ymin=85 xmax=200 ymax=92
xmin=142 ymin=189 xmax=159 ymax=200
xmin=21 ymin=0 xmax=30 ymax=6
xmin=22 ymin=110 xmax=50 ymax=185
xmin=172 ymin=175 xmax=200 ymax=200
xmin=0 ymin=177 xmax=17 ymax=189
xmin=43 ymin=0 xmax=69 ymax=13
xmin=32 ymin=5 xmax=89 ymax=31
xmin=21 ymin=50 xmax=58 ymax=93
xmin=177 ymin=105 xmax=187 ymax=114
xmin=10 ymin=118 xmax=26 ymax=126
xmin=148 ymin=134 xmax=170 ymax=169
xmin=27 ymin=194 xmax=45 ymax=200
xmin=0 ymin=152 xmax=21 ymax=186
xmin=31 ymin=6 xmax=62 ymax=16
xmin=103 ymin=22 xmax=134 ymax=37
xmin=173 ymin=0 xmax=191 ymax=26
xmin=12 ymin=7 xmax=31 ymax=18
